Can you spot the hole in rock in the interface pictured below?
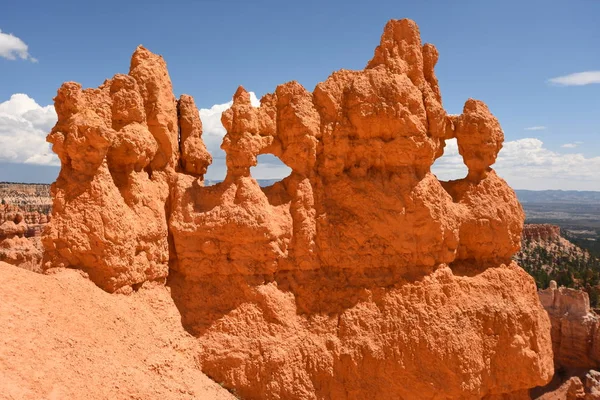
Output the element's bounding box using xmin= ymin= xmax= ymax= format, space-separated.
xmin=250 ymin=154 xmax=292 ymax=187
xmin=198 ymin=137 xmax=226 ymax=187
xmin=202 ymin=152 xmax=227 ymax=187
xmin=431 ymin=138 xmax=468 ymax=182
xmin=197 ymin=100 xmax=230 ymax=187
xmin=197 ymin=93 xmax=261 ymax=186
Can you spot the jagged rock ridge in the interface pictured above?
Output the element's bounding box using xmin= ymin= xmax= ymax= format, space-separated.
xmin=41 ymin=19 xmax=553 ymax=399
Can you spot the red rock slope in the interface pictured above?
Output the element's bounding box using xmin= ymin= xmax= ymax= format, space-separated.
xmin=0 ymin=261 xmax=233 ymax=400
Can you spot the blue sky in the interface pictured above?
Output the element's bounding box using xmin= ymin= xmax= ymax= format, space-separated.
xmin=0 ymin=0 xmax=599 ymax=189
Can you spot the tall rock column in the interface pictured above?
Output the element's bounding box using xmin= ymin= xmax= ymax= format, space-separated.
xmin=42 ymin=47 xmax=185 ymax=293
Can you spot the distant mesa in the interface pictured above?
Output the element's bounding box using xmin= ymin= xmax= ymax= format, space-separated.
xmin=522 ymin=224 xmax=561 ymax=242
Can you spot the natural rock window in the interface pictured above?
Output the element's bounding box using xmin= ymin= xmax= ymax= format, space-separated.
xmin=39 ymin=18 xmax=553 ymax=399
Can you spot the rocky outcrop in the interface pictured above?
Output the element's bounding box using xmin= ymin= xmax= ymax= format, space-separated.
xmin=524 ymin=224 xmax=562 ymax=242
xmin=533 ymin=370 xmax=600 ymax=399
xmin=41 ymin=46 xmax=211 ymax=293
xmin=0 ymin=210 xmax=43 ymax=271
xmin=0 ymin=236 xmax=42 ymax=272
xmin=539 ymin=282 xmax=600 ymax=369
xmin=41 ymin=18 xmax=553 ymax=398
xmin=0 ymin=206 xmax=48 ymax=238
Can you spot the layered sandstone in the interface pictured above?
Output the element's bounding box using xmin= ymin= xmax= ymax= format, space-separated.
xmin=539 ymin=282 xmax=600 ymax=369
xmin=0 ymin=210 xmax=43 ymax=271
xmin=524 ymin=224 xmax=562 ymax=242
xmin=0 ymin=182 xmax=51 ymax=240
xmin=0 ymin=183 xmax=51 ymax=213
xmin=40 ymin=18 xmax=553 ymax=398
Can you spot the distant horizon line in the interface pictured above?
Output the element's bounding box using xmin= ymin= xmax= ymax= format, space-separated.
xmin=1 ymin=180 xmax=599 ymax=193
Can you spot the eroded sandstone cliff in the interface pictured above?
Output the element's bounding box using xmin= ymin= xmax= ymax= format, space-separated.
xmin=0 ymin=203 xmax=45 ymax=271
xmin=533 ymin=283 xmax=600 ymax=399
xmin=540 ymin=282 xmax=600 ymax=370
xmin=40 ymin=18 xmax=553 ymax=399
xmin=523 ymin=225 xmax=562 ymax=242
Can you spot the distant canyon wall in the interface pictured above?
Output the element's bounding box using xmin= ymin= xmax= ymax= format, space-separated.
xmin=0 ymin=183 xmax=51 ymax=271
xmin=523 ymin=224 xmax=562 ymax=242
xmin=540 ymin=282 xmax=600 ymax=370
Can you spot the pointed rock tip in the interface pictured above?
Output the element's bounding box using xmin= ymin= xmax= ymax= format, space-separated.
xmin=381 ymin=18 xmax=421 ymax=46
xmin=463 ymin=98 xmax=490 ymax=114
xmin=130 ymin=45 xmax=161 ymax=70
xmin=383 ymin=18 xmax=418 ymax=31
xmin=367 ymin=19 xmax=423 ymax=70
xmin=233 ymin=86 xmax=251 ymax=105
xmin=132 ymin=45 xmax=152 ymax=58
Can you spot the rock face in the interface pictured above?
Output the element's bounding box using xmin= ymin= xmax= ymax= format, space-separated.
xmin=539 ymin=282 xmax=600 ymax=369
xmin=41 ymin=46 xmax=213 ymax=293
xmin=42 ymin=19 xmax=553 ymax=398
xmin=0 ymin=236 xmax=42 ymax=272
xmin=524 ymin=224 xmax=562 ymax=242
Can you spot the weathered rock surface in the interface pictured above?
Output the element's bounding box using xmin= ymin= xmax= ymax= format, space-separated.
xmin=536 ymin=376 xmax=586 ymax=400
xmin=539 ymin=283 xmax=600 ymax=369
xmin=0 ymin=261 xmax=234 ymax=400
xmin=168 ymin=19 xmax=551 ymax=398
xmin=533 ymin=369 xmax=600 ymax=400
xmin=172 ymin=263 xmax=550 ymax=399
xmin=39 ymin=18 xmax=553 ymax=399
xmin=41 ymin=46 xmax=185 ymax=293
xmin=0 ymin=236 xmax=42 ymax=272
xmin=0 ymin=207 xmax=43 ymax=271
xmin=524 ymin=224 xmax=562 ymax=242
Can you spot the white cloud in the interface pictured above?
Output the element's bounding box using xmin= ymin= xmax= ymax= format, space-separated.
xmin=0 ymin=29 xmax=36 ymax=62
xmin=198 ymin=92 xmax=291 ymax=181
xmin=430 ymin=138 xmax=469 ymax=180
xmin=432 ymin=137 xmax=600 ymax=190
xmin=561 ymin=143 xmax=580 ymax=148
xmin=0 ymin=94 xmax=58 ymax=165
xmin=548 ymin=71 xmax=600 ymax=86
xmin=525 ymin=126 xmax=546 ymax=131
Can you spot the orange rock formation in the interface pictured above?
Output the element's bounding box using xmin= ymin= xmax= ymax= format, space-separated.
xmin=523 ymin=224 xmax=562 ymax=242
xmin=41 ymin=46 xmax=189 ymax=293
xmin=40 ymin=18 xmax=553 ymax=398
xmin=539 ymin=282 xmax=600 ymax=369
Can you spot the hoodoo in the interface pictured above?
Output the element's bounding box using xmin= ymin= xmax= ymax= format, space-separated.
xmin=40 ymin=19 xmax=553 ymax=399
